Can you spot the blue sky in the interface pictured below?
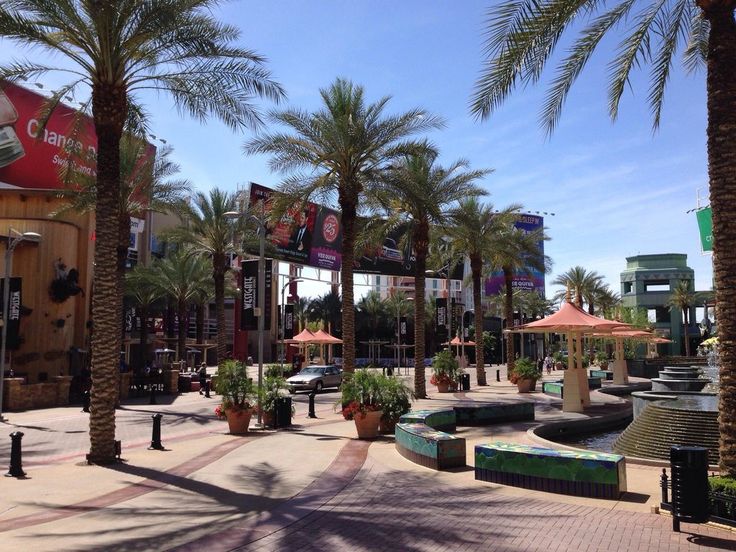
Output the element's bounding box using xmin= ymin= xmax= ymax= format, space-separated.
xmin=0 ymin=0 xmax=713 ymax=299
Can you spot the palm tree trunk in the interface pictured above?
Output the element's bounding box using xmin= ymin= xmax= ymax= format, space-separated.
xmin=139 ymin=304 xmax=149 ymax=369
xmin=177 ymin=298 xmax=187 ymax=363
xmin=196 ymin=303 xmax=205 ymax=345
xmin=414 ymin=225 xmax=428 ymax=398
xmin=213 ymin=262 xmax=226 ymax=363
xmin=705 ymin=4 xmax=736 ymax=475
xmin=87 ymin=85 xmax=126 ymax=465
xmin=339 ymin=197 xmax=357 ymax=374
xmin=472 ymin=255 xmax=486 ymax=385
xmin=503 ymin=266 xmax=515 ymax=376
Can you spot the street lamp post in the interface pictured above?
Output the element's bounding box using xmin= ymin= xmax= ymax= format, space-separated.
xmin=225 ymin=207 xmax=267 ymax=427
xmin=280 ymin=276 xmax=303 ymax=376
xmin=0 ymin=229 xmax=41 ymax=422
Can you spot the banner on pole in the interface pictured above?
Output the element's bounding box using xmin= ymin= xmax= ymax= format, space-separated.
xmin=0 ymin=277 xmax=22 ymax=350
xmin=284 ymin=303 xmax=294 ymax=339
xmin=696 ymin=207 xmax=713 ymax=253
xmin=240 ymin=260 xmax=273 ymax=331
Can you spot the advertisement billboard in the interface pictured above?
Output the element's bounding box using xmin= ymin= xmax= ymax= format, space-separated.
xmin=484 ymin=215 xmax=546 ymax=296
xmin=0 ymin=82 xmax=98 ymax=189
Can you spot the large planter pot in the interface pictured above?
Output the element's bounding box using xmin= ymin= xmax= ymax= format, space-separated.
xmin=599 ymin=361 xmax=609 ymax=370
xmin=353 ymin=409 xmax=383 ymax=440
xmin=379 ymin=417 xmax=398 ymax=434
xmin=555 ymin=362 xmax=564 ymax=370
xmin=436 ymin=381 xmax=451 ymax=393
xmin=226 ymin=407 xmax=254 ymax=434
xmin=516 ymin=378 xmax=536 ymax=393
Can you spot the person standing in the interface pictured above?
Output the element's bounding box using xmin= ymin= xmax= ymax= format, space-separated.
xmin=198 ymin=362 xmax=207 ymax=395
xmin=544 ymin=354 xmax=553 ymax=375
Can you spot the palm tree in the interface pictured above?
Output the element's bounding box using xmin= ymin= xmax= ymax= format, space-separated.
xmin=385 ymin=290 xmax=415 ymax=369
xmin=471 ymin=0 xmax=736 ymax=475
xmin=447 ymin=200 xmax=522 ymax=381
xmin=125 ymin=265 xmax=164 ymax=369
xmin=307 ymin=290 xmax=342 ymax=333
xmin=293 ymin=297 xmax=309 ymax=333
xmin=147 ymin=248 xmax=211 ymax=362
xmin=357 ymin=291 xmax=386 ymax=343
xmin=169 ymin=189 xmax=245 ymax=362
xmin=668 ymin=280 xmax=697 ymax=357
xmin=492 ymin=222 xmax=551 ymax=374
xmin=375 ymin=150 xmax=487 ymax=396
xmin=594 ymin=285 xmax=621 ymax=320
xmin=552 ymin=267 xmax=603 ymax=311
xmin=0 ymin=1 xmax=284 ymax=464
xmin=246 ymin=78 xmax=443 ymax=373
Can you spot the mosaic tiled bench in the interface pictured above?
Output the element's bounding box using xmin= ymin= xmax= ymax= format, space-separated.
xmin=453 ymin=402 xmax=534 ymax=426
xmin=475 ymin=442 xmax=627 ymax=499
xmin=590 ymin=369 xmax=613 ymax=381
xmin=399 ymin=409 xmax=456 ymax=432
xmin=395 ymin=423 xmax=466 ymax=470
xmin=543 ymin=377 xmax=603 ymax=398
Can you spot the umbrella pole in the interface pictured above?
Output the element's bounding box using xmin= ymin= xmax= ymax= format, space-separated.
xmin=562 ymin=331 xmax=583 ymax=412
xmin=613 ymin=337 xmax=628 ymax=384
xmin=576 ymin=333 xmax=591 ymax=407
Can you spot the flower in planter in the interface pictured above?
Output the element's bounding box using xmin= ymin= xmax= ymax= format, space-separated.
xmin=341 ymin=400 xmax=382 ymax=420
xmin=214 ymin=404 xmax=225 ymax=419
xmin=430 ymin=373 xmax=456 ymax=387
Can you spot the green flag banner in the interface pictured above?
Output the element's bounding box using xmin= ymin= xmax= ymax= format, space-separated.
xmin=696 ymin=207 xmax=713 ymax=252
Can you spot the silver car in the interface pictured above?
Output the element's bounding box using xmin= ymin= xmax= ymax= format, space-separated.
xmin=287 ymin=365 xmax=342 ymax=393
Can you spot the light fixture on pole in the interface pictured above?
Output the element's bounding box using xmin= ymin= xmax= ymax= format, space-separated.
xmin=0 ymin=229 xmax=41 ymax=422
xmin=280 ymin=276 xmax=303 ymax=375
xmin=225 ymin=206 xmax=268 ymax=427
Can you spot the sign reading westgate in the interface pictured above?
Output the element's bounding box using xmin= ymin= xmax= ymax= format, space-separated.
xmin=240 ymin=259 xmax=273 ymax=331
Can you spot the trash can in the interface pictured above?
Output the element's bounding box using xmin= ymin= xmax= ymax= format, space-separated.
xmin=459 ymin=373 xmax=470 ymax=391
xmin=670 ymin=446 xmax=709 ymax=525
xmin=275 ymin=396 xmax=293 ymax=428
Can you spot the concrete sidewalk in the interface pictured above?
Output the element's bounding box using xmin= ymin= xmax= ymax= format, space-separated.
xmin=0 ymin=366 xmax=733 ymax=551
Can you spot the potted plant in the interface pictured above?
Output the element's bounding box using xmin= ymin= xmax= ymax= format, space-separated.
xmin=595 ymin=351 xmax=609 ymax=369
xmin=510 ymin=357 xmax=541 ymax=393
xmin=430 ymin=350 xmax=461 ymax=393
xmin=214 ymin=359 xmax=256 ymax=434
xmin=258 ymin=373 xmax=291 ymax=427
xmin=338 ymin=369 xmax=386 ymax=439
xmin=379 ymin=377 xmax=414 ymax=434
xmin=553 ymin=351 xmax=567 ymax=370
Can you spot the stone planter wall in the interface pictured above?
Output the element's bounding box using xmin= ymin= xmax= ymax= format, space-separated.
xmin=3 ymin=376 xmax=72 ymax=411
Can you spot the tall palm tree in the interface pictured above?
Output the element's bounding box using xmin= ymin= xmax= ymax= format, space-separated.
xmin=492 ymin=221 xmax=551 ymax=374
xmin=552 ymin=267 xmax=604 ymax=311
xmin=124 ymin=265 xmax=164 ymax=369
xmin=190 ymin=272 xmax=216 ymax=347
xmin=447 ymin=199 xmax=523 ymax=381
xmin=307 ymin=290 xmax=342 ymax=332
xmin=375 ymin=150 xmax=487 ymax=396
xmin=147 ymin=248 xmax=211 ymax=361
xmin=594 ymin=285 xmax=621 ymax=320
xmin=357 ymin=290 xmax=386 ymax=343
xmin=246 ymin=78 xmax=443 ymax=373
xmin=169 ymin=189 xmax=245 ymax=362
xmin=471 ymin=0 xmax=736 ymax=475
xmin=0 ymin=1 xmax=283 ymax=464
xmin=293 ymin=296 xmax=309 ymax=333
xmin=668 ymin=280 xmax=697 ymax=357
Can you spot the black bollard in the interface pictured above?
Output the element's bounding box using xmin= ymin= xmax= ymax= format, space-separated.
xmin=149 ymin=413 xmax=164 ymax=450
xmin=307 ymin=390 xmax=317 ymax=418
xmin=149 ymin=382 xmax=157 ymax=405
xmin=204 ymin=380 xmax=211 ymax=398
xmin=496 ymin=369 xmax=500 ymax=382
xmin=6 ymin=431 xmax=26 ymax=478
xmin=82 ymin=390 xmax=90 ymax=413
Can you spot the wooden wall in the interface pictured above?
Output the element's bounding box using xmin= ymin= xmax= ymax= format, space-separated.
xmin=0 ymin=191 xmax=94 ymax=382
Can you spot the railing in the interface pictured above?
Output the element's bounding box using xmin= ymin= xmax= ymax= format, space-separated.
xmin=660 ymin=468 xmax=736 ymax=528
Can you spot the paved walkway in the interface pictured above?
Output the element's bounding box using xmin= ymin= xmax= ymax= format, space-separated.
xmin=0 ymin=366 xmax=733 ymax=551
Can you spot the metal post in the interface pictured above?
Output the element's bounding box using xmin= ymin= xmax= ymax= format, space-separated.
xmin=0 ymin=245 xmax=13 ymax=422
xmin=149 ymin=413 xmax=164 ymax=450
xmin=308 ymin=390 xmax=317 ymax=418
xmin=204 ymin=380 xmax=210 ymax=398
xmin=281 ymin=279 xmax=287 ymax=377
xmin=149 ymin=380 xmax=157 ymax=405
xmin=6 ymin=431 xmax=26 ymax=477
xmin=496 ymin=369 xmax=500 ymax=382
xmin=82 ymin=390 xmax=91 ymax=412
xmin=661 ymin=468 xmax=669 ymax=505
xmin=257 ymin=217 xmax=265 ymax=427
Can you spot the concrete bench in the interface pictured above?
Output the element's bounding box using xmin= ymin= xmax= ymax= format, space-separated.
xmin=543 ymin=377 xmax=602 ymax=398
xmin=475 ymin=442 xmax=627 ymax=499
xmin=399 ymin=409 xmax=456 ymax=432
xmin=395 ymin=423 xmax=466 ymax=470
xmin=590 ymin=369 xmax=613 ymax=381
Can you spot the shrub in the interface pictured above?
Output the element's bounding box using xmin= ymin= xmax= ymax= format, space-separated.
xmin=215 ymin=360 xmax=256 ymax=411
xmin=380 ymin=377 xmax=414 ymax=423
xmin=339 ymin=369 xmax=388 ymax=420
xmin=430 ymin=350 xmax=461 ymax=386
xmin=510 ymin=357 xmax=541 ymax=383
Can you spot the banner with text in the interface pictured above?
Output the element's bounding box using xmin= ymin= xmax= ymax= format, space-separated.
xmin=0 ymin=277 xmax=22 ymax=350
xmin=240 ymin=259 xmax=273 ymax=331
xmin=696 ymin=207 xmax=713 ymax=253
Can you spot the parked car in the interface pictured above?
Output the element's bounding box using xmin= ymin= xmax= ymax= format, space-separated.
xmin=286 ymin=365 xmax=342 ymax=393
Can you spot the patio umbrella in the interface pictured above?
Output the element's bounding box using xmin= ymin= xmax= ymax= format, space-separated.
xmin=311 ymin=329 xmax=342 ymax=363
xmin=514 ymin=300 xmax=627 ymax=412
xmin=589 ymin=329 xmax=656 ymax=385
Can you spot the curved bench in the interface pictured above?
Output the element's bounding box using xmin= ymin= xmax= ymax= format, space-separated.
xmin=475 ymin=442 xmax=627 ymax=499
xmin=454 ymin=402 xmax=534 ymax=426
xmin=395 ymin=423 xmax=466 ymax=470
xmin=399 ymin=409 xmax=456 ymax=431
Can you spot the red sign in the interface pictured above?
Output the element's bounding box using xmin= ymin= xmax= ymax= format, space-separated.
xmin=0 ymin=82 xmax=98 ymax=190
